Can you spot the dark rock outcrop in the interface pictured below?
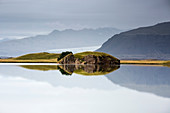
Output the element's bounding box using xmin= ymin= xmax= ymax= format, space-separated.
xmin=83 ymin=55 xmax=120 ymax=65
xmin=75 ymin=58 xmax=81 ymax=64
xmin=59 ymin=53 xmax=75 ymax=64
xmin=83 ymin=55 xmax=97 ymax=64
xmin=59 ymin=53 xmax=120 ymax=65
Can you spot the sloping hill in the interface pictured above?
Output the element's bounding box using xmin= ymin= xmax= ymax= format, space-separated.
xmin=14 ymin=52 xmax=60 ymax=60
xmin=0 ymin=28 xmax=121 ymax=56
xmin=97 ymin=22 xmax=170 ymax=60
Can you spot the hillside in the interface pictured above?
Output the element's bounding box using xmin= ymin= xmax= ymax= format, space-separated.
xmin=14 ymin=52 xmax=60 ymax=60
xmin=97 ymin=22 xmax=170 ymax=60
xmin=0 ymin=52 xmax=60 ymax=63
xmin=0 ymin=28 xmax=121 ymax=56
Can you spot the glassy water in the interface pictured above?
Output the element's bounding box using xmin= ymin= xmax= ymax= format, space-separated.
xmin=0 ymin=63 xmax=170 ymax=113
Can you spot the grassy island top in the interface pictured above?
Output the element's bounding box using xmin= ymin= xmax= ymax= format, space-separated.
xmin=0 ymin=51 xmax=119 ymax=63
xmin=74 ymin=51 xmax=118 ymax=59
xmin=14 ymin=51 xmax=119 ymax=61
xmin=14 ymin=52 xmax=61 ymax=60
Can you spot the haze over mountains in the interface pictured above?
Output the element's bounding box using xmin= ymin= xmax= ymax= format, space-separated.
xmin=0 ymin=28 xmax=121 ymax=56
xmin=0 ymin=38 xmax=11 ymax=43
xmin=1 ymin=21 xmax=170 ymax=60
xmin=97 ymin=22 xmax=170 ymax=60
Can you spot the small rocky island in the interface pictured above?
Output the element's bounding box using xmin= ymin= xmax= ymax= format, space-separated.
xmin=9 ymin=51 xmax=120 ymax=76
xmin=0 ymin=51 xmax=120 ymax=65
xmin=58 ymin=51 xmax=120 ymax=65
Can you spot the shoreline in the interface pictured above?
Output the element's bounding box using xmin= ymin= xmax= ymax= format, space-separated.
xmin=120 ymin=60 xmax=169 ymax=65
xmin=0 ymin=59 xmax=169 ymax=66
xmin=0 ymin=63 xmax=59 ymax=65
xmin=0 ymin=59 xmax=58 ymax=63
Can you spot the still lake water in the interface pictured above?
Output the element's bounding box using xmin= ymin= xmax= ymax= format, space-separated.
xmin=0 ymin=64 xmax=170 ymax=113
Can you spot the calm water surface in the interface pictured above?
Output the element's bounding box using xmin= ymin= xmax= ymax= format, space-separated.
xmin=0 ymin=64 xmax=170 ymax=113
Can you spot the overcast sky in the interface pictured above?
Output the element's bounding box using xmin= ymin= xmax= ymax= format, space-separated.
xmin=0 ymin=0 xmax=170 ymax=39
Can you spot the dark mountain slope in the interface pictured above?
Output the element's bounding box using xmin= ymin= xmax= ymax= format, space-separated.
xmin=97 ymin=22 xmax=170 ymax=60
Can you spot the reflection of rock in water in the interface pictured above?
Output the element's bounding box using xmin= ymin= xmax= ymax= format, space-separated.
xmin=58 ymin=65 xmax=75 ymax=75
xmin=20 ymin=64 xmax=120 ymax=76
xmin=59 ymin=64 xmax=120 ymax=76
xmin=84 ymin=65 xmax=97 ymax=73
xmin=106 ymin=66 xmax=170 ymax=98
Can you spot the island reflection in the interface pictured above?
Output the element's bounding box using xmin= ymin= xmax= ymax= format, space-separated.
xmin=19 ymin=64 xmax=120 ymax=76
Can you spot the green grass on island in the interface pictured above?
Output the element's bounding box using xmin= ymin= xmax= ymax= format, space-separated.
xmin=0 ymin=51 xmax=119 ymax=63
xmin=74 ymin=51 xmax=118 ymax=60
xmin=0 ymin=52 xmax=61 ymax=63
xmin=14 ymin=52 xmax=61 ymax=60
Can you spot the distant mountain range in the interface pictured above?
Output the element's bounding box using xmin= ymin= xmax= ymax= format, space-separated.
xmin=0 ymin=28 xmax=121 ymax=56
xmin=97 ymin=22 xmax=170 ymax=60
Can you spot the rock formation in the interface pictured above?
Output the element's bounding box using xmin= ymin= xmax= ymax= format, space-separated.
xmin=59 ymin=53 xmax=75 ymax=64
xmin=83 ymin=55 xmax=120 ymax=65
xmin=59 ymin=53 xmax=120 ymax=65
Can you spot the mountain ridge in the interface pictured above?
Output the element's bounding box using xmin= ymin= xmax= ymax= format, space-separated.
xmin=97 ymin=22 xmax=170 ymax=60
xmin=0 ymin=27 xmax=121 ymax=56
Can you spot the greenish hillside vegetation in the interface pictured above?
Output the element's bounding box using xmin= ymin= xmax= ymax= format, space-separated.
xmin=74 ymin=51 xmax=118 ymax=60
xmin=14 ymin=52 xmax=60 ymax=60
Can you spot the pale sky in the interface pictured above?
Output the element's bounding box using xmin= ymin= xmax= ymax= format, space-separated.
xmin=0 ymin=0 xmax=170 ymax=39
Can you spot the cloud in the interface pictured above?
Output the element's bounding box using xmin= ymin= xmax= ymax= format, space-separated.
xmin=0 ymin=0 xmax=170 ymax=39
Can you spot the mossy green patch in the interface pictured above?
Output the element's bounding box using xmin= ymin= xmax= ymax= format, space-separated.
xmin=74 ymin=51 xmax=118 ymax=60
xmin=14 ymin=52 xmax=61 ymax=60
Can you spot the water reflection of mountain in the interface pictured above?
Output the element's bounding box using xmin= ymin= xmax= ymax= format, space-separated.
xmin=105 ymin=65 xmax=170 ymax=98
xmin=20 ymin=65 xmax=120 ymax=76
